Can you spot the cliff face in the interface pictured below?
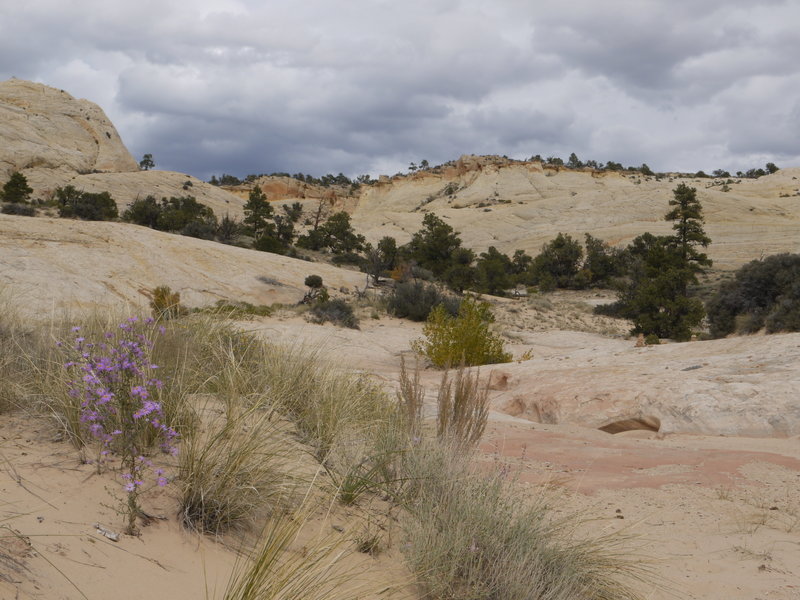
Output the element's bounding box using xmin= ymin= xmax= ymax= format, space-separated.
xmin=0 ymin=79 xmax=139 ymax=178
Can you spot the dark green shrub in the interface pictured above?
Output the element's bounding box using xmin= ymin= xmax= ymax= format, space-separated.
xmin=181 ymin=219 xmax=217 ymax=240
xmin=157 ymin=196 xmax=216 ymax=232
xmin=474 ymin=246 xmax=513 ymax=295
xmin=123 ymin=196 xmax=161 ymax=228
xmin=1 ymin=203 xmax=35 ymax=216
xmin=644 ymin=333 xmax=660 ymax=345
xmin=216 ymin=214 xmax=241 ymax=245
xmin=1 ymin=172 xmax=33 ymax=204
xmin=305 ymin=275 xmax=323 ymax=289
xmin=331 ymin=252 xmax=365 ymax=266
xmin=528 ymin=233 xmax=584 ymax=289
xmin=765 ymin=286 xmax=800 ymax=333
xmin=387 ymin=281 xmax=460 ymax=322
xmin=297 ymin=212 xmax=365 ymax=254
xmin=583 ymin=234 xmax=625 ymax=287
xmin=707 ymin=254 xmax=800 ymax=337
xmin=123 ymin=195 xmax=216 ymax=233
xmin=55 ymin=186 xmax=118 ymax=221
xmin=309 ymin=298 xmax=359 ymax=329
xmin=403 ymin=213 xmax=465 ymax=278
xmin=252 ymin=234 xmax=286 ymax=254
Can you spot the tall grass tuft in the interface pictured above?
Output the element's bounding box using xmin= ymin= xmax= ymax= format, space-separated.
xmin=436 ymin=365 xmax=490 ymax=448
xmin=259 ymin=344 xmax=396 ymax=463
xmin=222 ymin=505 xmax=374 ymax=600
xmin=401 ymin=440 xmax=645 ymax=600
xmin=0 ymin=286 xmax=35 ymax=413
xmin=178 ymin=401 xmax=299 ymax=534
xmin=396 ymin=356 xmax=425 ymax=438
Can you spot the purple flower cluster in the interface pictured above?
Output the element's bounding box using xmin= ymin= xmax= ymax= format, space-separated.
xmin=61 ymin=317 xmax=178 ymax=494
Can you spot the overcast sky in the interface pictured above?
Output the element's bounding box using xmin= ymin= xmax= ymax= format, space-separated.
xmin=2 ymin=0 xmax=799 ymax=180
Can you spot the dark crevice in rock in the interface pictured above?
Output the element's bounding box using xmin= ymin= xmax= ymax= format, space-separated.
xmin=599 ymin=416 xmax=661 ymax=434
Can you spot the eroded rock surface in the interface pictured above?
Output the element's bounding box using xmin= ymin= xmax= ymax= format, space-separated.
xmin=0 ymin=79 xmax=244 ymax=217
xmin=0 ymin=214 xmax=366 ymax=313
xmin=491 ymin=330 xmax=800 ymax=437
xmin=0 ymin=79 xmax=138 ymax=177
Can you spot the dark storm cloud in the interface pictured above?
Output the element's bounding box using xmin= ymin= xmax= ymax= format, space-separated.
xmin=1 ymin=1 xmax=799 ymax=178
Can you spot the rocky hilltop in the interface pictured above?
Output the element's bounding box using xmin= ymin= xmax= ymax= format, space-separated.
xmin=0 ymin=78 xmax=138 ymax=177
xmin=351 ymin=155 xmax=800 ymax=270
xmin=0 ymin=79 xmax=244 ymax=217
xmin=223 ymin=155 xmax=800 ymax=270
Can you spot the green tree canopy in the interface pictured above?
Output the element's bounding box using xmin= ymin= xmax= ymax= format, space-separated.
xmin=1 ymin=172 xmax=33 ymax=204
xmin=243 ymin=186 xmax=274 ymax=240
xmin=442 ymin=247 xmax=477 ymax=293
xmin=475 ymin=246 xmax=513 ymax=295
xmin=598 ymin=184 xmax=714 ymax=340
xmin=567 ymin=153 xmax=582 ymax=168
xmin=611 ymin=233 xmax=705 ymax=340
xmin=55 ymin=185 xmax=118 ymax=221
xmin=296 ymin=211 xmax=365 ymax=254
xmin=583 ymin=233 xmax=625 ymax=287
xmin=664 ymin=183 xmax=712 ymax=289
xmin=139 ymin=153 xmax=155 ymax=170
xmin=528 ymin=233 xmax=584 ymax=288
xmin=405 ymin=213 xmax=464 ymax=278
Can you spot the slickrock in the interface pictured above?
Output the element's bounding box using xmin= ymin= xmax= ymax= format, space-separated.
xmin=0 ymin=79 xmax=138 ymax=177
xmin=0 ymin=79 xmax=244 ymax=217
xmin=490 ymin=330 xmax=800 ymax=437
xmin=0 ymin=214 xmax=367 ymax=314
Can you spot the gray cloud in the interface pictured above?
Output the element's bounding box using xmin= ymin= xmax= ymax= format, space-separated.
xmin=1 ymin=0 xmax=799 ymax=179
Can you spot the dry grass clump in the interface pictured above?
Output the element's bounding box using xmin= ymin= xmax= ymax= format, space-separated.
xmin=395 ymin=361 xmax=645 ymax=599
xmin=400 ymin=440 xmax=645 ymax=600
xmin=222 ymin=505 xmax=373 ymax=600
xmin=435 ymin=366 xmax=489 ymax=447
xmin=397 ymin=358 xmax=489 ymax=448
xmin=178 ymin=401 xmax=300 ymax=535
xmin=0 ymin=287 xmax=37 ymax=413
xmin=397 ymin=356 xmax=425 ymax=438
xmin=259 ymin=344 xmax=397 ymax=464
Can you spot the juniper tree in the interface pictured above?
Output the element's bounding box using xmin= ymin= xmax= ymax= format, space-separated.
xmin=1 ymin=172 xmax=33 ymax=204
xmin=405 ymin=213 xmax=464 ymax=278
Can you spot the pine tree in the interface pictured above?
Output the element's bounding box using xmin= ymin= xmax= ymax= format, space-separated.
xmin=242 ymin=186 xmax=274 ymax=239
xmin=608 ymin=186 xmax=713 ymax=340
xmin=664 ymin=183 xmax=712 ymax=292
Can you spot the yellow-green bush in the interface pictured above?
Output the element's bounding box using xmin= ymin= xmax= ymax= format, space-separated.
xmin=412 ymin=297 xmax=511 ymax=367
xmin=149 ymin=285 xmax=187 ymax=320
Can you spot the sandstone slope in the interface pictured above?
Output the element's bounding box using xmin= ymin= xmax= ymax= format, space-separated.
xmin=351 ymin=155 xmax=800 ymax=270
xmin=0 ymin=79 xmax=245 ymax=217
xmin=487 ymin=329 xmax=800 ymax=437
xmin=0 ymin=214 xmax=367 ymax=314
xmin=0 ymin=79 xmax=138 ymax=177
